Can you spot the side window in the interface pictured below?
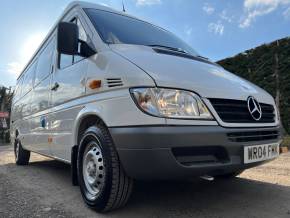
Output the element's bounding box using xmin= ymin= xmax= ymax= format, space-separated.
xmin=59 ymin=17 xmax=89 ymax=68
xmin=77 ymin=19 xmax=88 ymax=42
xmin=74 ymin=19 xmax=88 ymax=63
xmin=35 ymin=38 xmax=55 ymax=85
xmin=14 ymin=76 xmax=24 ymax=102
xmin=21 ymin=61 xmax=37 ymax=95
xmin=59 ymin=54 xmax=73 ymax=69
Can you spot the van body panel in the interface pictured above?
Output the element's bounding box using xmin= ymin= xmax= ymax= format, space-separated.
xmin=29 ymin=76 xmax=52 ymax=155
xmin=29 ymin=116 xmax=51 ymax=155
xmin=50 ymin=47 xmax=159 ymax=157
xmin=51 ymin=60 xmax=88 ymax=106
xmin=50 ymin=106 xmax=84 ymax=160
xmin=10 ymin=1 xmax=281 ymax=188
xmin=72 ymin=90 xmax=167 ymax=146
xmin=110 ymin=44 xmax=273 ymax=102
xmin=85 ymin=51 xmax=156 ymax=96
xmin=50 ymin=59 xmax=88 ymax=160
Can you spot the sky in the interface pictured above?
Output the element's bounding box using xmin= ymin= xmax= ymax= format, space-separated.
xmin=0 ymin=0 xmax=290 ymax=87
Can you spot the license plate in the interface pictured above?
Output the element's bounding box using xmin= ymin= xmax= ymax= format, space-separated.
xmin=244 ymin=143 xmax=279 ymax=164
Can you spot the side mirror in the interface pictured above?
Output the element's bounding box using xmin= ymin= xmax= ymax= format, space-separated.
xmin=57 ymin=22 xmax=79 ymax=55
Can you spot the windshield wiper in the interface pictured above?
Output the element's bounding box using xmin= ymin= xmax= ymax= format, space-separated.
xmin=197 ymin=55 xmax=209 ymax=60
xmin=147 ymin=44 xmax=189 ymax=54
xmin=149 ymin=45 xmax=219 ymax=67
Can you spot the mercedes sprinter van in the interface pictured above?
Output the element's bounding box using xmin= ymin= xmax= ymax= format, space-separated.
xmin=11 ymin=1 xmax=282 ymax=212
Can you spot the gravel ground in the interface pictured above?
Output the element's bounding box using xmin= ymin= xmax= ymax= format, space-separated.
xmin=0 ymin=143 xmax=290 ymax=218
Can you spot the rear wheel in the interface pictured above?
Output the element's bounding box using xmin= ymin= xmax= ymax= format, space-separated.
xmin=78 ymin=123 xmax=133 ymax=212
xmin=14 ymin=138 xmax=30 ymax=165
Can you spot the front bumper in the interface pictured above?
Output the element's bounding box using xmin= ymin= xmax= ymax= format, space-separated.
xmin=109 ymin=125 xmax=281 ymax=180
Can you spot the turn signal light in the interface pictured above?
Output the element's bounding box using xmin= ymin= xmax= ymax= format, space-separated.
xmin=89 ymin=80 xmax=102 ymax=89
xmin=48 ymin=137 xmax=53 ymax=144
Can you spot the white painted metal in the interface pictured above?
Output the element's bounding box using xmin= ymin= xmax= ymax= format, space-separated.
xmin=10 ymin=1 xmax=279 ymax=163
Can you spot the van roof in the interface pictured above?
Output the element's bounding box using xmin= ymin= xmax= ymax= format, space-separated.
xmin=67 ymin=1 xmax=123 ymax=15
xmin=17 ymin=1 xmax=127 ymax=80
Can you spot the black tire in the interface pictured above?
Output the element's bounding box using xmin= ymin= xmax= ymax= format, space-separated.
xmin=77 ymin=123 xmax=133 ymax=212
xmin=216 ymin=170 xmax=244 ymax=179
xmin=14 ymin=138 xmax=30 ymax=165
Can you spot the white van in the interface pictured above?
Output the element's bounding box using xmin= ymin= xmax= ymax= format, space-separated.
xmin=11 ymin=1 xmax=281 ymax=212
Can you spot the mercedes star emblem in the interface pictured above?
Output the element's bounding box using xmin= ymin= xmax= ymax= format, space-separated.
xmin=247 ymin=96 xmax=262 ymax=121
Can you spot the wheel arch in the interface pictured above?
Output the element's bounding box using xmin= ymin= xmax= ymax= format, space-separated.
xmin=71 ymin=110 xmax=108 ymax=186
xmin=73 ymin=110 xmax=108 ymax=147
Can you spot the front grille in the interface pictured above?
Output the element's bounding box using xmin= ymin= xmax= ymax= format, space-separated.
xmin=227 ymin=130 xmax=279 ymax=142
xmin=209 ymin=98 xmax=275 ymax=123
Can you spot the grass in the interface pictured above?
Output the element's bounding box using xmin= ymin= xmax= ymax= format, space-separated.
xmin=282 ymin=135 xmax=290 ymax=148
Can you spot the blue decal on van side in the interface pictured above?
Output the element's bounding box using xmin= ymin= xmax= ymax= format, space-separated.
xmin=40 ymin=116 xmax=46 ymax=128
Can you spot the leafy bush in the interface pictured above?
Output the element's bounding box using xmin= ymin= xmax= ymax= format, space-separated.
xmin=282 ymin=135 xmax=290 ymax=148
xmin=218 ymin=37 xmax=290 ymax=134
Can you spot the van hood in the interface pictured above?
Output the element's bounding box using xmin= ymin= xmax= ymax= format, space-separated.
xmin=110 ymin=44 xmax=274 ymax=103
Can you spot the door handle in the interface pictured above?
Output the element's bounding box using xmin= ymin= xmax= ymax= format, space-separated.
xmin=51 ymin=82 xmax=60 ymax=91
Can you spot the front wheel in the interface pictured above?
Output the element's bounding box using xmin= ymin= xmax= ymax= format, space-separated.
xmin=77 ymin=123 xmax=133 ymax=212
xmin=14 ymin=138 xmax=30 ymax=165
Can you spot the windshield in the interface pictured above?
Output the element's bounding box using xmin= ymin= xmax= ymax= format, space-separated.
xmin=85 ymin=9 xmax=199 ymax=56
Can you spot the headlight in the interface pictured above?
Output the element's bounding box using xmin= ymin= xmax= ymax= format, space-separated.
xmin=130 ymin=88 xmax=213 ymax=119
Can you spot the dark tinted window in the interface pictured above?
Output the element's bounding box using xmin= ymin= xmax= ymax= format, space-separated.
xmin=85 ymin=9 xmax=198 ymax=56
xmin=35 ymin=38 xmax=55 ymax=85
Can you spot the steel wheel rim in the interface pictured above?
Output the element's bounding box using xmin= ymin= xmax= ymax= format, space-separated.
xmin=82 ymin=139 xmax=105 ymax=200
